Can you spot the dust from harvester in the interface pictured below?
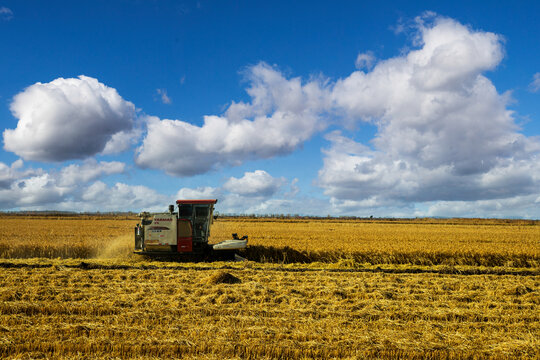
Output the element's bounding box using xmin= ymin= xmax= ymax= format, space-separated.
xmin=95 ymin=234 xmax=134 ymax=259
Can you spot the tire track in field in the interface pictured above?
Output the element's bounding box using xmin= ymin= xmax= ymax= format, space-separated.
xmin=0 ymin=260 xmax=537 ymax=276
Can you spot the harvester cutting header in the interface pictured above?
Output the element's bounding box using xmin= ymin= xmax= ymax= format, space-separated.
xmin=134 ymin=199 xmax=247 ymax=259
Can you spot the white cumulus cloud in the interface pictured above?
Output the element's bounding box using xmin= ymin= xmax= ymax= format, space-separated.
xmin=223 ymin=170 xmax=286 ymax=197
xmin=101 ymin=127 xmax=143 ymax=155
xmin=319 ymin=14 xmax=540 ymax=214
xmin=80 ymin=181 xmax=168 ymax=212
xmin=425 ymin=195 xmax=540 ymax=219
xmin=135 ymin=63 xmax=330 ymax=176
xmin=0 ymin=159 xmax=41 ymax=189
xmin=58 ymin=159 xmax=125 ymax=187
xmin=174 ymin=170 xmax=297 ymax=214
xmin=0 ymin=160 xmax=126 ymax=210
xmin=3 ymin=76 xmax=136 ymax=162
xmin=175 ymin=186 xmax=221 ymax=200
xmin=0 ymin=173 xmax=69 ymax=209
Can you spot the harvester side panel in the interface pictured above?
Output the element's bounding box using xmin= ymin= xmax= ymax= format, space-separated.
xmin=144 ymin=213 xmax=177 ymax=251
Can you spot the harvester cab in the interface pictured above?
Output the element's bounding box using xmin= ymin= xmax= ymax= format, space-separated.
xmin=134 ymin=199 xmax=247 ymax=259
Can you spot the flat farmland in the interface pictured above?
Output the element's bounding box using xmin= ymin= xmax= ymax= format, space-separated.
xmin=1 ymin=216 xmax=538 ymax=266
xmin=0 ymin=216 xmax=538 ymax=359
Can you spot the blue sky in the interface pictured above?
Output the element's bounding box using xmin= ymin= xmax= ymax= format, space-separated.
xmin=0 ymin=1 xmax=539 ymax=218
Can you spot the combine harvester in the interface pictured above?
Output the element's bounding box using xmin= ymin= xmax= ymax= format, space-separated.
xmin=134 ymin=199 xmax=247 ymax=260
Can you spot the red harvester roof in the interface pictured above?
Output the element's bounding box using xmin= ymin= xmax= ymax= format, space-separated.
xmin=176 ymin=199 xmax=218 ymax=205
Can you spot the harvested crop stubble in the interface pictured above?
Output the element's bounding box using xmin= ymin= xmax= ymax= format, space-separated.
xmin=0 ymin=266 xmax=537 ymax=359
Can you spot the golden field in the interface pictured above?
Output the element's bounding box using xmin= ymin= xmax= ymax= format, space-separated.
xmin=0 ymin=215 xmax=538 ymax=359
xmin=0 ymin=264 xmax=538 ymax=359
xmin=1 ymin=216 xmax=538 ymax=266
xmin=213 ymin=218 xmax=539 ymax=267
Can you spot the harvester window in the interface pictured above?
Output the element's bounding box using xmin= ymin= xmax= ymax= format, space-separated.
xmin=178 ymin=204 xmax=193 ymax=217
xmin=177 ymin=219 xmax=192 ymax=238
xmin=195 ymin=206 xmax=208 ymax=218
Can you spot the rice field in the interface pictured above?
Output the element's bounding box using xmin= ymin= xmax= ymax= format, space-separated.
xmin=1 ymin=216 xmax=538 ymax=266
xmin=0 ymin=215 xmax=538 ymax=359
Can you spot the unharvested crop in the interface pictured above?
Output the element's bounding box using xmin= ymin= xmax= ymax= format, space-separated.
xmin=215 ymin=218 xmax=540 ymax=267
xmin=1 ymin=216 xmax=538 ymax=267
xmin=0 ymin=216 xmax=134 ymax=259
